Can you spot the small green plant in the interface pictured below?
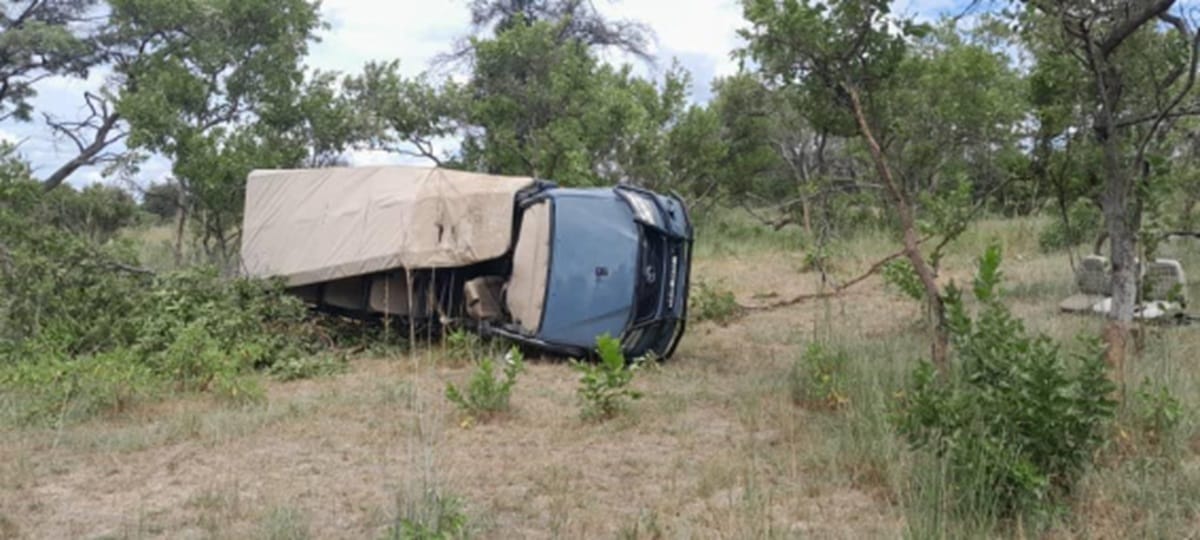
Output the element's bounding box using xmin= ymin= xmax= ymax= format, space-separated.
xmin=444 ymin=328 xmax=486 ymax=362
xmin=1130 ymin=378 xmax=1184 ymax=454
xmin=573 ymin=334 xmax=642 ymax=421
xmin=385 ymin=489 xmax=468 ymax=540
xmin=881 ymin=259 xmax=925 ymax=302
xmin=789 ymin=343 xmax=850 ymax=411
xmin=445 ymin=346 xmax=525 ymax=422
xmin=691 ymin=280 xmax=740 ymax=324
xmin=801 ymin=243 xmax=839 ymax=274
xmin=896 ymin=244 xmax=1116 ymax=521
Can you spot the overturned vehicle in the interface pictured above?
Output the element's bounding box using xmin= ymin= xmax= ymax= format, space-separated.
xmin=239 ymin=166 xmax=693 ymax=359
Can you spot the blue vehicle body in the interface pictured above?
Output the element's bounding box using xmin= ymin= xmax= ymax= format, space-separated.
xmin=488 ymin=184 xmax=694 ymax=359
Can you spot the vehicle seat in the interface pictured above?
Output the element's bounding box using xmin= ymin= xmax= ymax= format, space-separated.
xmin=1060 ymin=255 xmax=1110 ymax=313
xmin=1137 ymin=259 xmax=1187 ymax=320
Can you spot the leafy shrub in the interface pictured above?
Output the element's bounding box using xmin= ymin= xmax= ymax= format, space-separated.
xmin=445 ymin=347 xmax=525 ymax=422
xmin=42 ymin=182 xmax=141 ymax=244
xmin=896 ymin=244 xmax=1116 ymax=520
xmin=1 ymin=146 xmax=344 ymax=425
xmin=1129 ymin=378 xmax=1184 ymax=455
xmin=573 ymin=334 xmax=642 ymax=421
xmin=0 ymin=349 xmax=159 ymax=424
xmin=444 ymin=328 xmax=487 ymax=363
xmin=1038 ymin=198 xmax=1101 ymax=252
xmin=800 ymin=243 xmax=839 ymax=274
xmin=1 ymin=267 xmax=327 ymax=422
xmin=882 ymin=258 xmax=925 ymax=302
xmin=789 ymin=343 xmax=850 ymax=411
xmin=386 ymin=490 xmax=468 ymax=540
xmin=691 ymin=280 xmax=740 ymax=324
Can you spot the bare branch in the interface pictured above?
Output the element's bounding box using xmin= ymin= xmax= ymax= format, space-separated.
xmin=1099 ymin=0 xmax=1176 ymax=56
xmin=739 ymin=234 xmax=936 ymax=312
xmin=1134 ymin=10 xmax=1200 ymax=158
xmin=40 ymin=92 xmax=127 ymax=191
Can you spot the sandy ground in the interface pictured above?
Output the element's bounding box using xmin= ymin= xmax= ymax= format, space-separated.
xmin=6 ymin=229 xmax=1196 ymax=539
xmin=0 ymin=249 xmax=909 ymax=539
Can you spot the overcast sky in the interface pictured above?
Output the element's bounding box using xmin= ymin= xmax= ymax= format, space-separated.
xmin=0 ymin=0 xmax=971 ymax=189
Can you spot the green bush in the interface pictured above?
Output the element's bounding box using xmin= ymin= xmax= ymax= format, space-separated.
xmin=0 ymin=349 xmax=159 ymax=424
xmin=0 ymin=172 xmax=345 ymax=424
xmin=881 ymin=258 xmax=925 ymax=302
xmin=1130 ymin=378 xmax=1184 ymax=455
xmin=896 ymin=244 xmax=1116 ymax=521
xmin=1038 ymin=198 xmax=1101 ymax=252
xmin=800 ymin=243 xmax=840 ymax=274
xmin=445 ymin=346 xmax=525 ymax=422
xmin=573 ymin=334 xmax=642 ymax=421
xmin=691 ymin=280 xmax=740 ymax=324
xmin=1 ymin=267 xmax=328 ymax=423
xmin=789 ymin=343 xmax=850 ymax=411
xmin=385 ymin=490 xmax=468 ymax=540
xmin=444 ymin=328 xmax=487 ymax=363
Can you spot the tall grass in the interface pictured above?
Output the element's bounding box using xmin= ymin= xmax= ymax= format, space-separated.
xmin=721 ymin=211 xmax=1200 ymax=538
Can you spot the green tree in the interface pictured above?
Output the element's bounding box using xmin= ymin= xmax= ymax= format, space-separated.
xmin=886 ymin=22 xmax=1026 ymax=206
xmin=41 ymin=182 xmax=140 ymax=243
xmin=1018 ymin=1 xmax=1200 ymax=379
xmin=739 ymin=0 xmax=953 ymax=372
xmin=660 ymin=103 xmax=728 ymax=200
xmin=2 ymin=1 xmax=137 ymax=191
xmin=710 ymin=74 xmax=789 ymax=202
xmin=139 ymin=180 xmax=182 ymax=222
xmin=345 ymin=61 xmax=466 ymax=166
xmin=0 ymin=1 xmax=98 ymax=123
xmin=457 ymin=18 xmax=692 ymax=186
xmin=111 ymin=0 xmax=326 ymax=266
xmin=451 ymin=0 xmax=653 ymax=63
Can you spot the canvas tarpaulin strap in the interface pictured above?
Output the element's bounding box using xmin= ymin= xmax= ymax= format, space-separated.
xmin=240 ymin=165 xmax=535 ymax=287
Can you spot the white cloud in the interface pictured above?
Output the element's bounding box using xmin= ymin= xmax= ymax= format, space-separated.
xmin=37 ymin=66 xmax=114 ymax=95
xmin=310 ymin=0 xmax=749 ymax=94
xmin=596 ymin=0 xmax=745 ymax=79
xmin=0 ymin=128 xmax=17 ymax=145
xmin=894 ymin=0 xmax=971 ymax=19
xmin=308 ymin=1 xmax=470 ymax=77
xmin=345 ymin=149 xmax=408 ymax=167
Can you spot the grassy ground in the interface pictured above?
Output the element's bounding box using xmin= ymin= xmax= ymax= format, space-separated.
xmin=2 ymin=211 xmax=1198 ymax=538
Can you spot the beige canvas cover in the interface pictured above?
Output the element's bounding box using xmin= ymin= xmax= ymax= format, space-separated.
xmin=240 ymin=165 xmax=535 ymax=286
xmin=506 ymin=200 xmax=552 ymax=333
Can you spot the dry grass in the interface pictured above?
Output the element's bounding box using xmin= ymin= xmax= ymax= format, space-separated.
xmin=2 ymin=212 xmax=1198 ymax=538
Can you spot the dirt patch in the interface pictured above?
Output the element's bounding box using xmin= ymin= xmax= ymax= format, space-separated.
xmin=0 ymin=250 xmax=907 ymax=539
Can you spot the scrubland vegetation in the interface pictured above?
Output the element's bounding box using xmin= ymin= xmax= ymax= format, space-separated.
xmin=5 ymin=0 xmax=1200 ymax=537
xmin=2 ymin=210 xmax=1198 ymax=538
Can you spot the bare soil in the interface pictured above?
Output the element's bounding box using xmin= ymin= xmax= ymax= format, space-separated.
xmin=6 ymin=232 xmax=1198 ymax=539
xmin=0 ymin=250 xmax=907 ymax=539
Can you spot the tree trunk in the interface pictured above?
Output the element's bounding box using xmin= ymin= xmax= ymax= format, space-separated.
xmin=846 ymin=84 xmax=949 ymax=374
xmin=173 ymin=193 xmax=187 ymax=268
xmin=1100 ymin=149 xmax=1138 ymax=389
xmin=1095 ymin=63 xmax=1136 ymax=389
xmin=800 ymin=196 xmax=813 ymax=236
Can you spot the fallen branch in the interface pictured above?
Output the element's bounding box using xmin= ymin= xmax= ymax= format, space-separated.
xmin=739 ymin=237 xmax=930 ymax=311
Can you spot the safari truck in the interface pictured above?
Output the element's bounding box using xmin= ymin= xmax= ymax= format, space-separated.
xmin=239 ymin=165 xmax=693 ymax=359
